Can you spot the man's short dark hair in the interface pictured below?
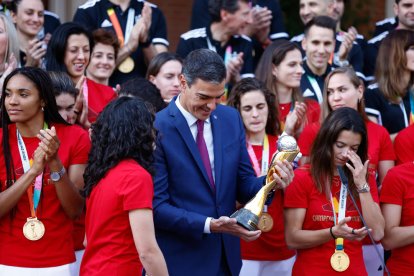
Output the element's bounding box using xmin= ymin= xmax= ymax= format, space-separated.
xmin=304 ymin=15 xmax=337 ymax=39
xmin=208 ymin=0 xmax=249 ymax=23
xmin=182 ymin=49 xmax=226 ymax=87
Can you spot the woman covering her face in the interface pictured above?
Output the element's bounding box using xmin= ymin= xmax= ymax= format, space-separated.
xmin=284 ymin=107 xmax=384 ymax=276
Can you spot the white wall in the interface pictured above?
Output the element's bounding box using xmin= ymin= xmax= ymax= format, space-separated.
xmin=385 ymin=0 xmax=395 ymax=18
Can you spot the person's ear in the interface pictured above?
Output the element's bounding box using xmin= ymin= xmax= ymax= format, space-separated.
xmin=179 ymin=74 xmax=187 ymax=92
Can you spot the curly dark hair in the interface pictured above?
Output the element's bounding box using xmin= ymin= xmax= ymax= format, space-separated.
xmin=82 ymin=97 xmax=156 ymax=197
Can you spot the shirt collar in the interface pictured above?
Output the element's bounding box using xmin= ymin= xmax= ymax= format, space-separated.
xmin=303 ymin=60 xmax=331 ymax=79
xmin=175 ymin=95 xmax=210 ymax=127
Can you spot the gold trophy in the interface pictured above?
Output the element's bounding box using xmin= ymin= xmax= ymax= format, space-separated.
xmin=230 ymin=135 xmax=300 ymax=231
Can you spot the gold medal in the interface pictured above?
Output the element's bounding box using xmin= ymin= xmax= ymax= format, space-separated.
xmin=258 ymin=212 xmax=274 ymax=232
xmin=23 ymin=217 xmax=45 ymax=241
xmin=118 ymin=56 xmax=135 ymax=73
xmin=330 ymin=250 xmax=350 ymax=272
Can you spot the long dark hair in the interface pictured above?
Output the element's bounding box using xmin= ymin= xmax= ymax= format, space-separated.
xmin=83 ymin=97 xmax=156 ymax=197
xmin=228 ymin=77 xmax=281 ymax=135
xmin=1 ymin=67 xmax=68 ymax=191
xmin=375 ymin=29 xmax=414 ymax=102
xmin=310 ymin=107 xmax=368 ymax=199
xmin=255 ymin=40 xmax=304 ymax=106
xmin=45 ymin=22 xmax=94 ymax=73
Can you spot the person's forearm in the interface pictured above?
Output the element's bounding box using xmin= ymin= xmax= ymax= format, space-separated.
xmin=0 ymin=169 xmax=38 ymax=218
xmin=140 ymin=247 xmax=169 ymax=276
xmin=286 ymin=228 xmax=333 ymax=249
xmin=116 ymin=42 xmax=137 ymax=66
xmin=143 ymin=44 xmax=167 ymax=65
xmin=49 ymin=159 xmax=84 ymax=219
xmin=382 ymin=225 xmax=414 ymax=250
xmin=360 ymin=193 xmax=384 ymax=241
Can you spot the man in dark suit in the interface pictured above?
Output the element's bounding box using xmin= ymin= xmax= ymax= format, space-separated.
xmin=153 ymin=49 xmax=294 ymax=276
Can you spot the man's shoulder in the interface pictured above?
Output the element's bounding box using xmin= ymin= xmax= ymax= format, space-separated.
xmin=78 ymin=0 xmax=106 ymax=10
xmin=180 ymin=28 xmax=207 ymax=40
xmin=368 ymin=31 xmax=389 ymax=45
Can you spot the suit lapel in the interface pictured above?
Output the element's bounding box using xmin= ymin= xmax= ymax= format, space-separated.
xmin=168 ymin=101 xmax=212 ymax=189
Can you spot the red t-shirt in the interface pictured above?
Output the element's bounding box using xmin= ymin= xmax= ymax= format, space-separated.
xmin=394 ymin=125 xmax=414 ymax=165
xmin=0 ymin=123 xmax=90 ymax=267
xmin=298 ymin=121 xmax=395 ymax=178
xmin=86 ymin=78 xmax=117 ymax=123
xmin=380 ymin=162 xmax=414 ymax=276
xmin=241 ymin=135 xmax=295 ymax=261
xmin=284 ymin=166 xmax=379 ymax=276
xmin=80 ymin=159 xmax=153 ymax=276
xmin=278 ymin=99 xmax=320 ymax=131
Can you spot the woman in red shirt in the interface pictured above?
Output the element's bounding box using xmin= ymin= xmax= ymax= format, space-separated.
xmin=228 ymin=78 xmax=296 ymax=275
xmin=81 ymin=97 xmax=168 ymax=276
xmin=284 ymin=107 xmax=384 ymax=275
xmin=381 ymin=161 xmax=414 ymax=275
xmin=45 ymin=22 xmax=117 ymax=128
xmin=0 ymin=67 xmax=90 ymax=275
xmin=255 ymin=40 xmax=320 ymax=137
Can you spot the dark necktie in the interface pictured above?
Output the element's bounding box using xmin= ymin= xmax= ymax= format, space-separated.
xmin=196 ymin=120 xmax=215 ymax=190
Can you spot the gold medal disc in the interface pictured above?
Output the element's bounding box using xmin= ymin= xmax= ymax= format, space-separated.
xmin=258 ymin=213 xmax=274 ymax=232
xmin=330 ymin=250 xmax=350 ymax=272
xmin=23 ymin=217 xmax=45 ymax=241
xmin=118 ymin=57 xmax=135 ymax=73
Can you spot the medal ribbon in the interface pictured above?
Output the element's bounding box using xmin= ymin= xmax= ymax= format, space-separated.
xmin=330 ymin=176 xmax=348 ymax=251
xmin=409 ymin=90 xmax=414 ymax=125
xmin=17 ymin=122 xmax=48 ymax=217
xmin=306 ymin=75 xmax=323 ymax=104
xmin=246 ymin=134 xmax=269 ymax=177
xmin=107 ymin=8 xmax=135 ymax=47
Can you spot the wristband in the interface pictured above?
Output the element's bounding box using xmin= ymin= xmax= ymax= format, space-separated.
xmin=330 ymin=226 xmax=337 ymax=239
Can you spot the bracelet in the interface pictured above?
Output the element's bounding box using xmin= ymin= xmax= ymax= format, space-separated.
xmin=330 ymin=226 xmax=337 ymax=239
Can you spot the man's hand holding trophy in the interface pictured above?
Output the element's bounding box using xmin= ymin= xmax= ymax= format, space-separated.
xmin=230 ymin=135 xmax=300 ymax=231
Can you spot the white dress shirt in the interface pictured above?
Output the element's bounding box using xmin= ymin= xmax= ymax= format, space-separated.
xmin=175 ymin=96 xmax=215 ymax=233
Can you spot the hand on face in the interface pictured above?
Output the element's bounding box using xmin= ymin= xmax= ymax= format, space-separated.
xmin=345 ymin=150 xmax=369 ymax=189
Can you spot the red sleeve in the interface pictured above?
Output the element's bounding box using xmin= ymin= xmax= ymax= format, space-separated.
xmin=378 ymin=125 xmax=396 ymax=161
xmin=297 ymin=123 xmax=319 ymax=156
xmin=380 ymin=166 xmax=405 ymax=206
xmin=284 ymin=167 xmax=311 ymax=208
xmin=394 ymin=126 xmax=414 ymax=164
xmin=305 ymin=99 xmax=321 ymax=124
xmin=121 ymin=169 xmax=153 ymax=211
xmin=68 ymin=126 xmax=91 ymax=165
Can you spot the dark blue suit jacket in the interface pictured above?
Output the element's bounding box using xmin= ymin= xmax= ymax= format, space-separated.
xmin=153 ymin=99 xmax=263 ymax=276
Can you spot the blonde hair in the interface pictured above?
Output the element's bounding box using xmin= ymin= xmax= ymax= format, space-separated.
xmin=0 ymin=13 xmax=20 ymax=67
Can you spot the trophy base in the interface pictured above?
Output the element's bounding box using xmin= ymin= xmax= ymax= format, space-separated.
xmin=230 ymin=208 xmax=259 ymax=231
